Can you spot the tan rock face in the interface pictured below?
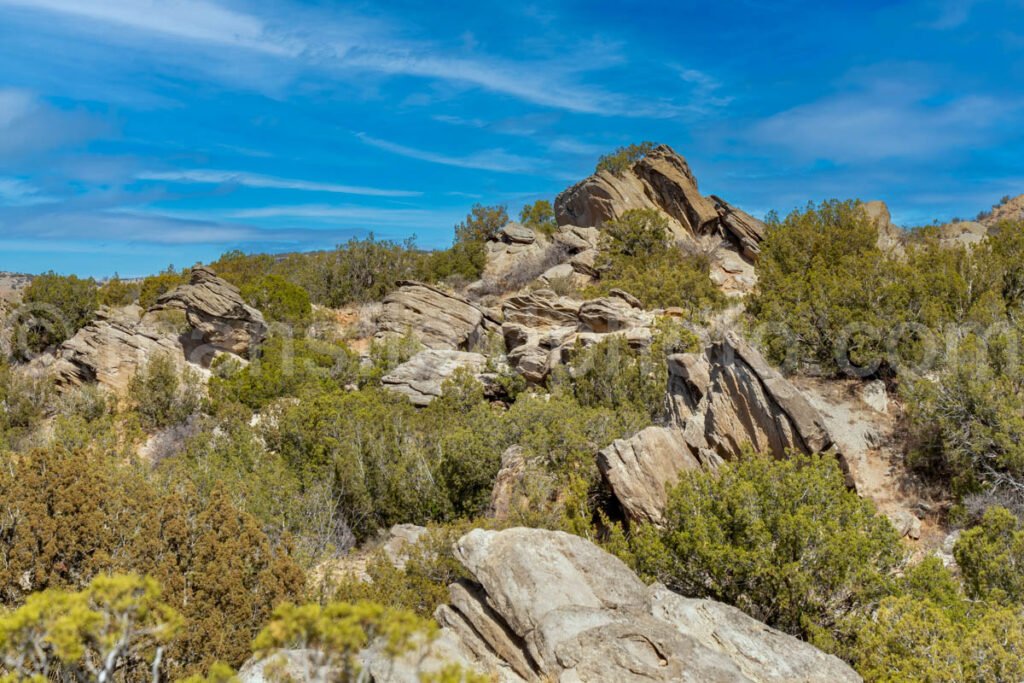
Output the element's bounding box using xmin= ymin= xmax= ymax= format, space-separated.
xmin=375 ymin=281 xmax=495 ymax=350
xmin=381 ymin=349 xmax=500 ymax=406
xmin=50 ymin=308 xmax=184 ymax=393
xmin=434 ymin=527 xmax=860 ymax=683
xmin=980 ymin=193 xmax=1024 ymax=227
xmin=153 ymin=266 xmax=267 ymax=357
xmin=599 ymin=334 xmax=842 ymax=527
xmin=553 ymin=145 xmax=764 ymax=295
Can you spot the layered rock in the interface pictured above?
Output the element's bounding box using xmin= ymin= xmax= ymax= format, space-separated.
xmin=437 ymin=527 xmax=860 ymax=682
xmin=50 ymin=307 xmax=184 ymax=393
xmin=500 ymin=289 xmax=655 ymax=383
xmin=376 ymin=281 xmax=495 ymax=350
xmin=153 ymin=266 xmax=266 ymax=357
xmin=553 ymin=145 xmax=762 ymax=295
xmin=597 ymin=426 xmax=702 ymax=525
xmin=600 ymin=334 xmax=840 ymax=526
xmin=381 ymin=349 xmax=496 ymax=406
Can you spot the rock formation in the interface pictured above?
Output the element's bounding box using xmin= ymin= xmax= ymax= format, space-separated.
xmin=49 ymin=306 xmax=184 ymax=393
xmin=381 ymin=349 xmax=498 ymax=406
xmin=434 ymin=527 xmax=860 ymax=682
xmin=553 ymin=145 xmax=761 ymax=295
xmin=980 ymin=193 xmax=1024 ymax=227
xmin=152 ymin=266 xmax=267 ymax=357
xmin=500 ymin=289 xmax=655 ymax=383
xmin=375 ymin=281 xmax=496 ymax=350
xmin=599 ymin=333 xmax=841 ymax=526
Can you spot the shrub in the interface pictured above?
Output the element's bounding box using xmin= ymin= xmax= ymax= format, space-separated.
xmin=453 ymin=204 xmax=509 ymax=245
xmin=129 ymin=354 xmax=202 ymax=430
xmin=585 ymin=209 xmax=726 ymax=313
xmin=17 ymin=272 xmax=98 ymax=354
xmin=519 ymin=199 xmax=556 ymax=234
xmin=241 ymin=274 xmax=313 ymax=327
xmin=629 ymin=451 xmax=904 ymax=639
xmin=138 ymin=266 xmax=187 ymax=308
xmin=595 ymin=141 xmax=657 ymax=176
xmin=0 ymin=573 xmax=183 ymax=683
xmin=954 ymin=506 xmax=1024 ymax=604
xmin=97 ymin=275 xmax=140 ymax=307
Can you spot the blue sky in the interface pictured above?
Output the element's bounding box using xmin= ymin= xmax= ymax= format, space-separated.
xmin=0 ymin=0 xmax=1022 ymax=277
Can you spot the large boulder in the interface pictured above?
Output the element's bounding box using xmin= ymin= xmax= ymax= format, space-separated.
xmin=376 ymin=281 xmax=494 ymax=350
xmin=439 ymin=527 xmax=861 ymax=683
xmin=597 ymin=426 xmax=703 ymax=525
xmin=50 ymin=307 xmax=185 ymax=393
xmin=668 ymin=333 xmax=834 ymax=460
xmin=381 ymin=349 xmax=494 ymax=406
xmin=152 ymin=266 xmax=266 ymax=357
xmin=554 ymin=145 xmax=762 ymax=295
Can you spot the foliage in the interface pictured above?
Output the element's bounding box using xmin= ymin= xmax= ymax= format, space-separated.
xmin=332 ymin=522 xmax=478 ymax=618
xmin=628 ymin=451 xmax=904 ymax=639
xmin=0 ymin=573 xmax=182 ymax=683
xmin=241 ymin=274 xmax=312 ymax=327
xmin=129 ymin=354 xmax=203 ymax=431
xmin=17 ymin=272 xmax=98 ymax=354
xmin=210 ymin=335 xmax=360 ymax=411
xmin=453 ymin=204 xmax=508 ymax=245
xmin=519 ymin=199 xmax=556 ymax=235
xmin=595 ymin=141 xmax=657 ymax=175
xmin=0 ymin=362 xmax=54 ymax=450
xmin=584 ymin=209 xmax=726 ymax=313
xmin=954 ymin=506 xmax=1024 ymax=604
xmin=138 ymin=266 xmax=187 ymax=308
xmin=551 ymin=319 xmax=698 ymax=421
xmin=0 ymin=447 xmax=305 ymax=676
xmin=97 ymin=275 xmax=140 ymax=307
xmin=833 ymin=556 xmax=1024 ymax=682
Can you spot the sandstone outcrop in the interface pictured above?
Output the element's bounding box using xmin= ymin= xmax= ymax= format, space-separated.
xmin=375 ymin=281 xmax=495 ymax=350
xmin=381 ymin=349 xmax=495 ymax=406
xmin=980 ymin=193 xmax=1024 ymax=227
xmin=500 ymin=289 xmax=655 ymax=383
xmin=599 ymin=334 xmax=841 ymax=526
xmin=153 ymin=266 xmax=267 ymax=357
xmin=435 ymin=527 xmax=861 ymax=682
xmin=553 ymin=145 xmax=762 ymax=295
xmin=50 ymin=307 xmax=184 ymax=393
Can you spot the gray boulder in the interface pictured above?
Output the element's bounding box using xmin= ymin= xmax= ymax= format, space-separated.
xmin=381 ymin=349 xmax=490 ymax=406
xmin=375 ymin=281 xmax=494 ymax=350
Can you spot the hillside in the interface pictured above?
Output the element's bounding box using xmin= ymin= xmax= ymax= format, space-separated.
xmin=1 ymin=144 xmax=1023 ymax=682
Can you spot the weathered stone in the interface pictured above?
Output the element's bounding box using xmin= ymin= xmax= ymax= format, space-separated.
xmin=381 ymin=349 xmax=488 ymax=406
xmin=376 ymin=281 xmax=492 ymax=350
xmin=711 ymin=195 xmax=766 ymax=260
xmin=577 ymin=296 xmax=652 ymax=333
xmin=51 ymin=309 xmax=185 ymax=393
xmin=489 ymin=446 xmax=530 ymax=520
xmin=152 ymin=267 xmax=266 ymax=357
xmin=498 ymin=222 xmax=537 ymax=245
xmin=445 ymin=528 xmax=860 ymax=683
xmin=668 ymin=334 xmax=834 ymax=459
xmin=502 ymin=290 xmax=580 ymax=328
xmin=597 ymin=426 xmax=702 ymax=525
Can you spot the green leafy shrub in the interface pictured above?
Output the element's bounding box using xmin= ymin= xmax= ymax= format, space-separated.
xmin=17 ymin=271 xmax=98 ymax=354
xmin=585 ymin=209 xmax=726 ymax=313
xmin=210 ymin=335 xmax=360 ymax=411
xmin=97 ymin=275 xmax=140 ymax=307
xmin=519 ymin=199 xmax=556 ymax=235
xmin=954 ymin=506 xmax=1024 ymax=604
xmin=595 ymin=141 xmax=657 ymax=175
xmin=628 ymin=451 xmax=904 ymax=639
xmin=138 ymin=266 xmax=187 ymax=308
xmin=129 ymin=354 xmax=202 ymax=430
xmin=241 ymin=274 xmax=313 ymax=327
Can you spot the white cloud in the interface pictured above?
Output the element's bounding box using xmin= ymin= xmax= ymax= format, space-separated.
xmin=0 ymin=0 xmax=297 ymax=55
xmin=356 ymin=133 xmax=542 ymax=174
xmin=137 ymin=169 xmax=421 ymax=197
xmin=229 ymin=204 xmax=446 ymax=223
xmin=0 ymin=177 xmax=56 ymax=206
xmin=748 ymin=78 xmax=1019 ymax=163
xmin=0 ymin=89 xmax=36 ymax=128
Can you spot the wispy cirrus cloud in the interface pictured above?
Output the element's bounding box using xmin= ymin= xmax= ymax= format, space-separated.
xmin=356 ymin=133 xmax=542 ymax=173
xmin=0 ymin=177 xmax=56 ymax=207
xmin=748 ymin=74 xmax=1020 ymax=163
xmin=137 ymin=169 xmax=421 ymax=197
xmin=0 ymin=0 xmax=298 ymax=54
